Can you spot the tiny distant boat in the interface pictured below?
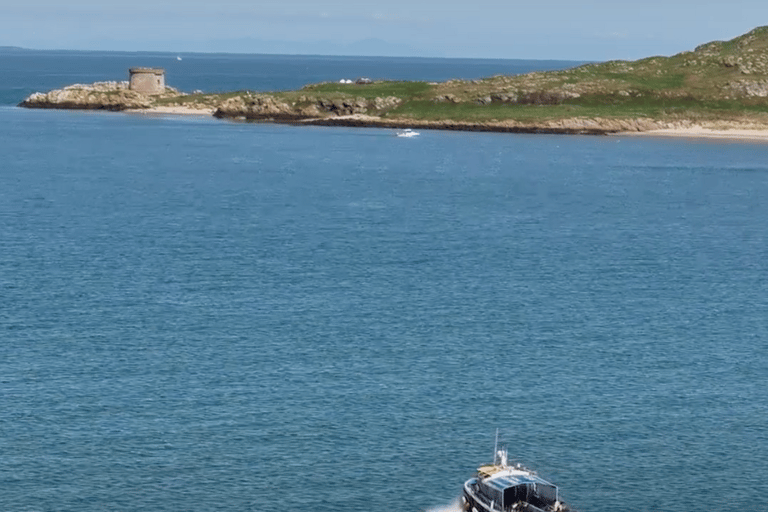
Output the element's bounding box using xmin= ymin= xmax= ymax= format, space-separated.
xmin=462 ymin=432 xmax=570 ymax=512
xmin=396 ymin=128 xmax=419 ymax=137
xmin=176 ymin=56 xmax=182 ymax=61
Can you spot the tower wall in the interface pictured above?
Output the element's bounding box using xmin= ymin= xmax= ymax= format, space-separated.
xmin=129 ymin=68 xmax=166 ymax=95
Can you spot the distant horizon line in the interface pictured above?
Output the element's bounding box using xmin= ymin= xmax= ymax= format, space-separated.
xmin=0 ymin=45 xmax=591 ymax=63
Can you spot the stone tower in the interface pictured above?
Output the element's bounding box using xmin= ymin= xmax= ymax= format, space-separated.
xmin=129 ymin=68 xmax=166 ymax=95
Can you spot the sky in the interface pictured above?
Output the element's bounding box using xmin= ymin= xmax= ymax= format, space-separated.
xmin=1 ymin=0 xmax=767 ymax=61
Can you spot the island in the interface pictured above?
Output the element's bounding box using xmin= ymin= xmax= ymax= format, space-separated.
xmin=18 ymin=26 xmax=768 ymax=138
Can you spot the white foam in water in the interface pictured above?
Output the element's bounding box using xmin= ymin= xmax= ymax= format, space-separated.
xmin=426 ymin=498 xmax=463 ymax=512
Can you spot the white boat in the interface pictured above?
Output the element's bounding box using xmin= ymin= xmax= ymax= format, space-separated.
xmin=396 ymin=128 xmax=420 ymax=137
xmin=462 ymin=433 xmax=570 ymax=512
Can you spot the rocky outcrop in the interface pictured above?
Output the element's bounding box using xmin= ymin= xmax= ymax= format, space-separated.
xmin=213 ymin=94 xmax=304 ymax=120
xmin=213 ymin=94 xmax=403 ymax=120
xmin=727 ymin=80 xmax=768 ymax=97
xmin=537 ymin=117 xmax=665 ymax=133
xmin=19 ymin=81 xmax=154 ymax=110
xmin=371 ymin=96 xmax=401 ymax=111
xmin=316 ymin=97 xmax=369 ymax=115
xmin=433 ymin=94 xmax=462 ymax=103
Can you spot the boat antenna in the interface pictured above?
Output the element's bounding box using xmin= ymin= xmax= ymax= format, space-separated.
xmin=493 ymin=428 xmax=499 ymax=465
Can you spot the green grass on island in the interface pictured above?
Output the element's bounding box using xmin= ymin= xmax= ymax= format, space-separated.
xmin=143 ymin=26 xmax=768 ymax=127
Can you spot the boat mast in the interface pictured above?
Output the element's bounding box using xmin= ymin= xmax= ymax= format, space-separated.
xmin=493 ymin=428 xmax=499 ymax=465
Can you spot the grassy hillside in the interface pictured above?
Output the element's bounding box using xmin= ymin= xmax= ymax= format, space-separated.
xmin=381 ymin=25 xmax=768 ymax=123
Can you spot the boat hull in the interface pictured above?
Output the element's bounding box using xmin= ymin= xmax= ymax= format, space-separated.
xmin=463 ymin=480 xmax=553 ymax=512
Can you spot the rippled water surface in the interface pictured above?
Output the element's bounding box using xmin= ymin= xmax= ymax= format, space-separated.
xmin=1 ymin=52 xmax=767 ymax=512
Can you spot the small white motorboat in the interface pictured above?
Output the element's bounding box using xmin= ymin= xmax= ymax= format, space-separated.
xmin=396 ymin=128 xmax=420 ymax=137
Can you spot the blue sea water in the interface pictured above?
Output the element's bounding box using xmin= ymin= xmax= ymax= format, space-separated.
xmin=1 ymin=51 xmax=768 ymax=512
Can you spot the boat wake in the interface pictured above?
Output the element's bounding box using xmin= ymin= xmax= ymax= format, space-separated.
xmin=426 ymin=498 xmax=464 ymax=512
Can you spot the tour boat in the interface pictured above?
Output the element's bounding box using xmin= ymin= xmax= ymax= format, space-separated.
xmin=462 ymin=435 xmax=570 ymax=512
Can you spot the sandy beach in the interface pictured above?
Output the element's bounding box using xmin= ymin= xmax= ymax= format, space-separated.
xmin=130 ymin=105 xmax=215 ymax=116
xmin=626 ymin=125 xmax=768 ymax=142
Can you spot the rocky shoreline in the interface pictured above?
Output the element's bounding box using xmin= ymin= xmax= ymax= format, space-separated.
xmin=17 ymin=80 xmax=768 ymax=140
xmin=296 ymin=114 xmax=667 ymax=135
xmin=18 ymin=81 xmax=670 ymax=136
xmin=20 ymin=81 xmax=153 ymax=111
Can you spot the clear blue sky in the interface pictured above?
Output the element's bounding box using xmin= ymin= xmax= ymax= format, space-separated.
xmin=2 ymin=0 xmax=766 ymax=60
